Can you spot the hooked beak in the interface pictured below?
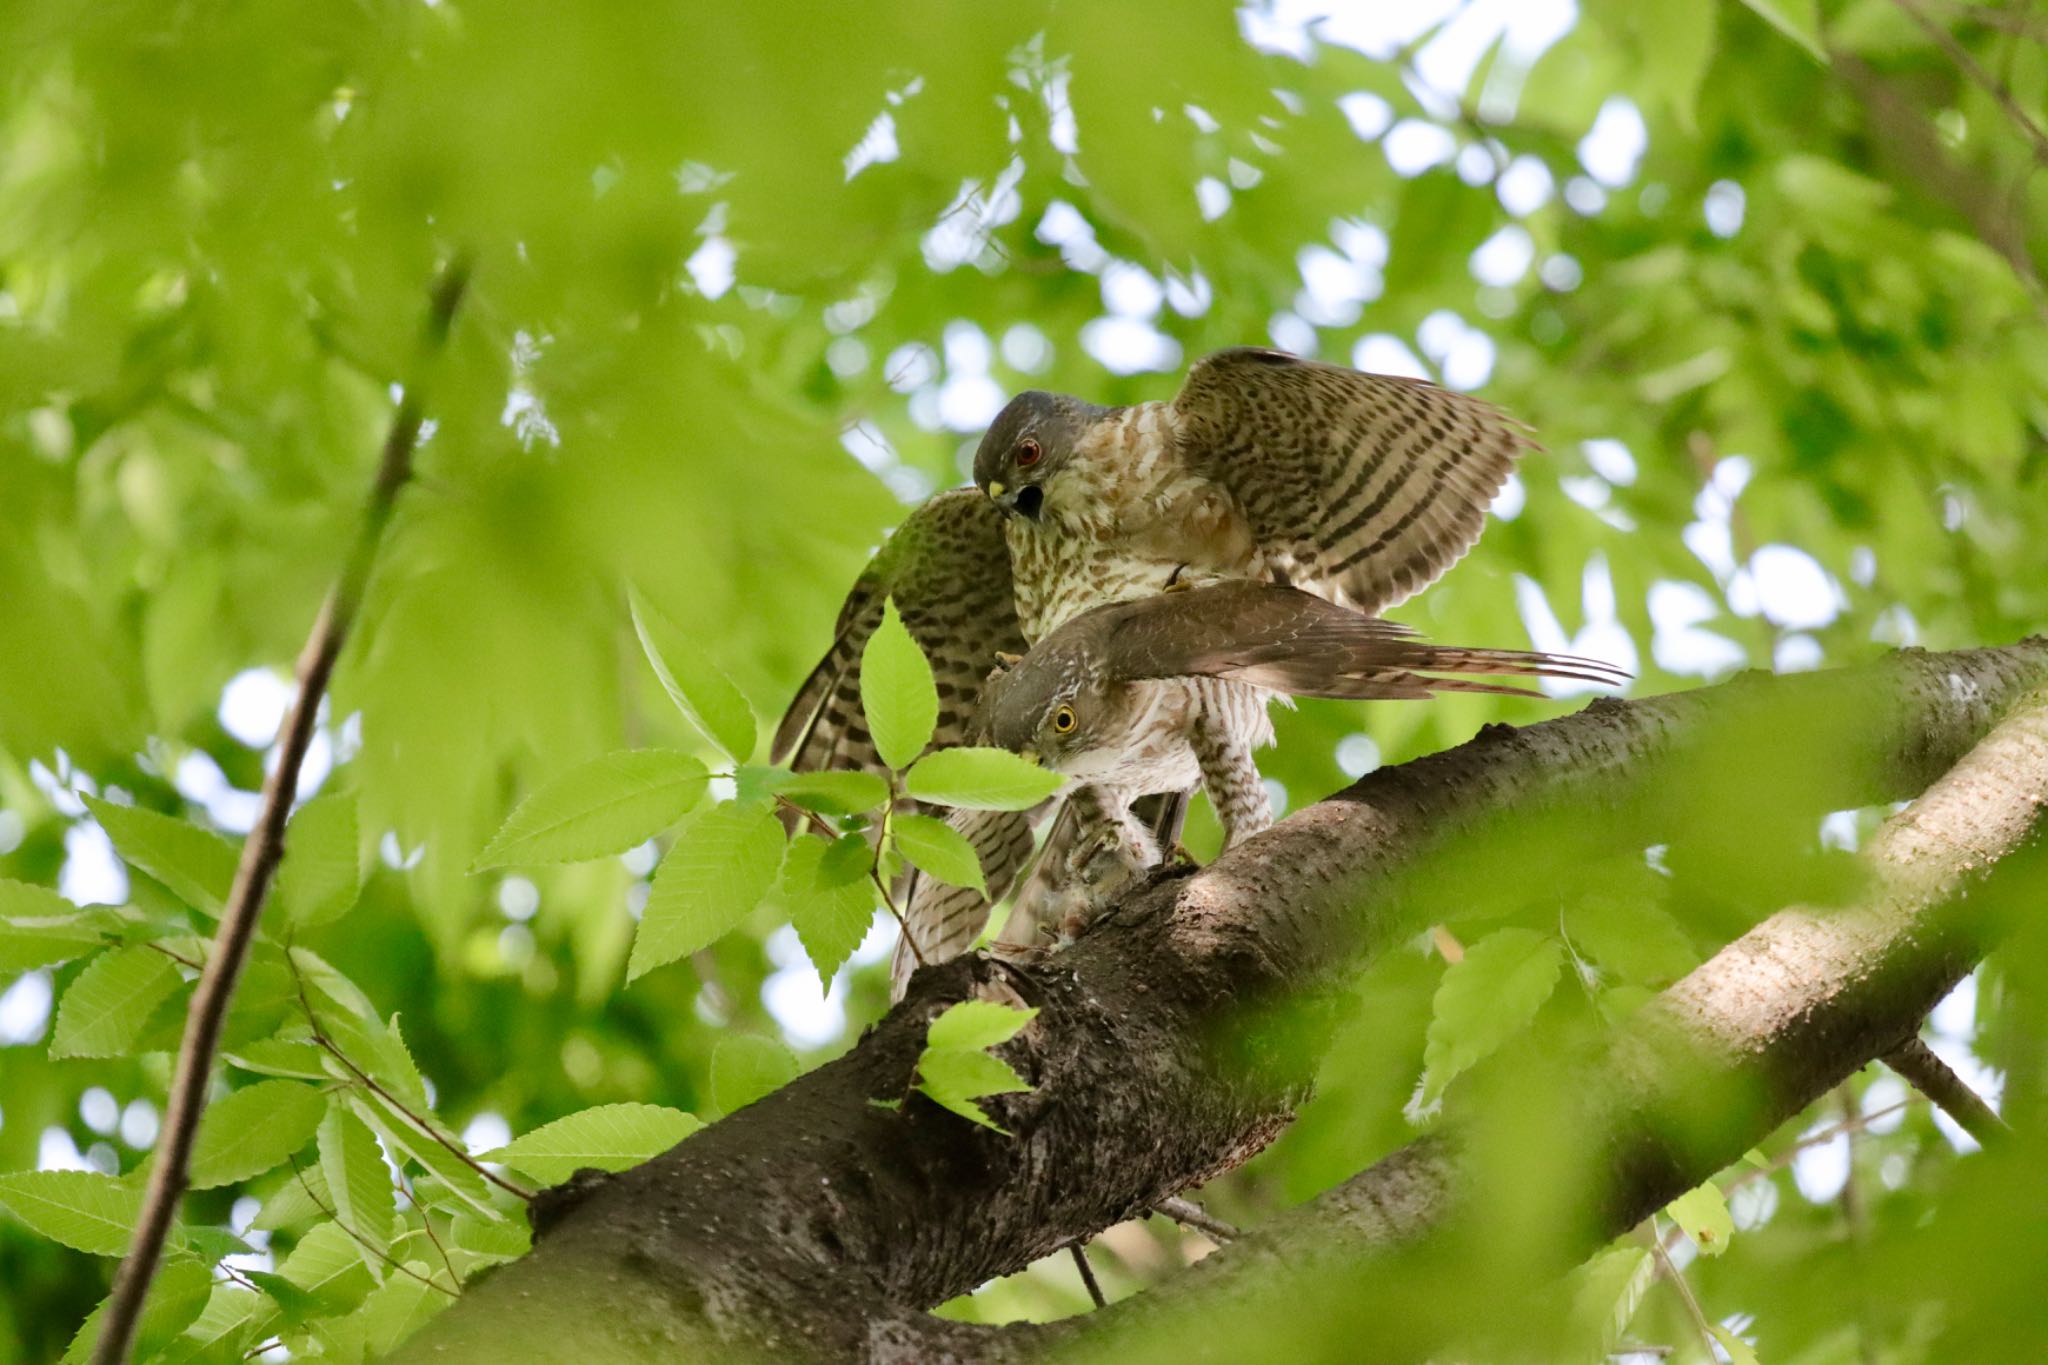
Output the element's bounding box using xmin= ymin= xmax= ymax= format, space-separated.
xmin=985 ymin=480 xmax=1044 ymax=522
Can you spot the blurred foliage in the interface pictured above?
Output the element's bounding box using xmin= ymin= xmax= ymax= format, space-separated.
xmin=1 ymin=0 xmax=2046 ymax=1360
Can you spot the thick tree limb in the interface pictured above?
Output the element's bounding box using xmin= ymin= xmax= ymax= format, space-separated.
xmin=391 ymin=641 xmax=2048 ymax=1365
xmin=93 ymin=262 xmax=469 ymax=1365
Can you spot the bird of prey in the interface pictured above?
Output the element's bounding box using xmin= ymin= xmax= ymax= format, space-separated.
xmin=969 ymin=582 xmax=1625 ymax=940
xmin=776 ymin=347 xmax=1561 ymax=993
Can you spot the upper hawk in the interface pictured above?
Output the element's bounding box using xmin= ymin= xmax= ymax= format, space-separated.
xmin=775 ymin=348 xmax=1539 ymax=992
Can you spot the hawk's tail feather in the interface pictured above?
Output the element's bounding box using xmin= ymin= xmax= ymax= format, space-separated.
xmin=889 ymin=803 xmax=1045 ymax=1000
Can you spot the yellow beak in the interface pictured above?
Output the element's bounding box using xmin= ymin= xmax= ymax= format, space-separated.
xmin=987 ymin=480 xmax=1007 ymax=500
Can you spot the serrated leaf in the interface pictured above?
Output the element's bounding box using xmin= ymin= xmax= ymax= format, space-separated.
xmin=319 ymin=1101 xmax=395 ymax=1270
xmin=237 ymin=1270 xmax=327 ymax=1326
xmin=225 ymin=1037 xmax=330 ymax=1081
xmin=349 ymin=1092 xmax=496 ymax=1217
xmin=628 ymin=802 xmax=785 ymax=980
xmin=1568 ymin=1246 xmax=1656 ymax=1355
xmin=156 ymin=1283 xmax=274 ymax=1364
xmin=481 ymin=1103 xmax=704 ymax=1184
xmin=926 ymin=999 xmax=1037 ymax=1051
xmin=277 ymin=1219 xmax=376 ymax=1311
xmin=1667 ymin=1180 xmax=1735 ymax=1256
xmin=891 ymin=813 xmax=987 ymax=895
xmin=776 ymin=835 xmax=878 ymax=987
xmin=254 ymin=1164 xmax=331 ymax=1232
xmin=189 ymin=1080 xmax=327 ymax=1189
xmin=472 ymin=750 xmax=708 ymax=870
xmin=817 ymin=832 xmax=874 ymax=887
xmin=711 ymin=1035 xmax=799 ymax=1114
xmin=1709 ymin=1323 xmax=1762 ymax=1365
xmin=278 ymin=792 xmax=361 ymax=927
xmin=1565 ymin=896 xmax=1700 ymax=986
xmin=176 ymin=1224 xmax=254 ymax=1263
xmin=1419 ymin=928 xmax=1563 ymax=1106
xmin=1738 ymin=0 xmax=1823 ymax=60
xmin=51 ymin=945 xmax=182 ymax=1058
xmin=903 ymin=747 xmax=1063 ymax=810
xmin=83 ymin=796 xmax=238 ymax=916
xmin=0 ymin=1170 xmax=142 ymax=1254
xmin=915 ymin=1048 xmax=1032 ymax=1132
xmin=450 ymin=1212 xmax=530 ymax=1264
xmin=0 ymin=880 xmax=110 ymax=970
xmin=860 ymin=600 xmax=938 ymax=770
xmin=360 ymin=1265 xmax=448 ymax=1355
xmin=62 ymin=1255 xmax=211 ymax=1363
xmin=771 ymin=768 xmax=891 ymax=816
xmin=629 ymin=588 xmax=756 ymax=763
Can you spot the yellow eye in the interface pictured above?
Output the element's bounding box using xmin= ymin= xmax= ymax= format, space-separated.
xmin=1050 ymin=705 xmax=1078 ymax=735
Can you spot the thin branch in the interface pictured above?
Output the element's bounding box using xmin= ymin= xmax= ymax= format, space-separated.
xmin=311 ymin=1033 xmax=534 ymax=1202
xmin=773 ymin=790 xmax=927 ymax=968
xmin=1643 ymin=1222 xmax=1719 ymax=1360
xmin=403 ymin=1182 xmax=464 ymax=1291
xmin=1150 ymin=1195 xmax=1238 ymax=1243
xmin=1882 ymin=1034 xmax=2009 ymax=1144
xmin=1068 ymin=1244 xmax=1107 ymax=1310
xmin=144 ymin=941 xmax=204 ymax=972
xmin=1892 ymin=0 xmax=2048 ymax=162
xmin=93 ymin=257 xmax=471 ymax=1365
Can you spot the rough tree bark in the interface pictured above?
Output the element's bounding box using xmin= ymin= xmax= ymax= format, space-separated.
xmin=391 ymin=641 xmax=2047 ymax=1365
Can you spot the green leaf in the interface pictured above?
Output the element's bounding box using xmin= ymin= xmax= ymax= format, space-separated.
xmin=859 ymin=600 xmax=938 ymax=770
xmin=360 ymin=1264 xmax=449 ymax=1355
xmin=450 ymin=1212 xmax=530 ymax=1264
xmin=891 ymin=812 xmax=987 ymax=895
xmin=253 ymin=1164 xmax=331 ymax=1232
xmin=1419 ymin=928 xmax=1564 ymax=1107
xmin=1738 ymin=0 xmax=1824 ymax=60
xmin=628 ymin=802 xmax=785 ymax=980
xmin=0 ymin=1170 xmax=142 ymax=1254
xmin=481 ymin=1102 xmax=704 ymax=1184
xmin=318 ymin=1100 xmax=395 ymax=1270
xmin=770 ymin=768 xmax=891 ymax=817
xmin=157 ymin=1283 xmax=274 ymax=1364
xmin=629 ymin=587 xmax=756 ymax=763
xmin=472 ymin=749 xmax=708 ymax=870
xmin=235 ymin=1269 xmax=327 ymax=1325
xmin=1567 ymin=1246 xmax=1656 ymax=1356
xmin=51 ymin=945 xmax=182 ymax=1058
xmin=277 ymin=792 xmax=362 ymax=927
xmin=1709 ymin=1323 xmax=1762 ymax=1365
xmin=277 ymin=1219 xmax=376 ymax=1312
xmin=711 ymin=1035 xmax=799 ymax=1114
xmin=902 ymin=747 xmax=1063 ymax=811
xmin=1667 ymin=1180 xmax=1735 ymax=1257
xmin=1632 ymin=0 xmax=1716 ymax=133
xmin=1564 ymin=896 xmax=1700 ymax=986
xmin=777 ymin=835 xmax=879 ymax=987
xmin=349 ymin=1091 xmax=496 ymax=1217
xmin=0 ymin=879 xmax=111 ymax=970
xmin=225 ymin=1036 xmax=331 ymax=1081
xmin=188 ymin=1080 xmax=327 ymax=1189
xmin=62 ymin=1255 xmax=212 ymax=1363
xmin=926 ymin=999 xmax=1038 ymax=1051
xmin=915 ymin=1048 xmax=1032 ymax=1132
xmin=83 ymin=796 xmax=238 ymax=916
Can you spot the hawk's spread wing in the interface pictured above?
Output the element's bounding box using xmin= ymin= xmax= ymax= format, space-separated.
xmin=1168 ymin=348 xmax=1531 ymax=616
xmin=772 ymin=488 xmax=1024 ymax=778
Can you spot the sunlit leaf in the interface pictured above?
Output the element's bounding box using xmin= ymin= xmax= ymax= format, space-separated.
xmin=771 ymin=768 xmax=892 ymax=817
xmin=188 ymin=1080 xmax=328 ymax=1189
xmin=891 ymin=812 xmax=987 ymax=895
xmin=860 ymin=600 xmax=938 ymax=770
xmin=83 ymin=797 xmax=239 ymax=917
xmin=361 ymin=1265 xmax=450 ymax=1354
xmin=630 ymin=587 xmax=757 ymax=763
xmin=472 ymin=749 xmax=708 ymax=870
xmin=319 ymin=1100 xmax=396 ymax=1272
xmin=915 ymin=1048 xmax=1032 ymax=1133
xmin=628 ymin=802 xmax=785 ymax=980
xmin=481 ymin=1102 xmax=704 ymax=1184
xmin=277 ymin=791 xmax=362 ymax=928
xmin=902 ymin=748 xmax=1062 ymax=811
xmin=926 ymin=1000 xmax=1037 ymax=1052
xmin=776 ymin=834 xmax=878 ymax=988
xmin=60 ymin=1255 xmax=211 ymax=1363
xmin=0 ymin=880 xmax=111 ymax=970
xmin=0 ymin=1170 xmax=142 ymax=1255
xmin=711 ymin=1034 xmax=800 ymax=1114
xmin=1709 ymin=1323 xmax=1762 ymax=1365
xmin=50 ymin=945 xmax=182 ymax=1058
xmin=1419 ymin=928 xmax=1563 ymax=1107
xmin=1666 ymin=1180 xmax=1735 ymax=1257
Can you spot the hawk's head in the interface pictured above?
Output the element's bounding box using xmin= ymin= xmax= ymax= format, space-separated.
xmin=973 ymin=391 xmax=1108 ymax=524
xmin=978 ymin=662 xmax=1148 ymax=782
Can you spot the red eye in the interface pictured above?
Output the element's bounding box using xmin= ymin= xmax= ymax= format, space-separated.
xmin=1016 ymin=438 xmax=1042 ymax=467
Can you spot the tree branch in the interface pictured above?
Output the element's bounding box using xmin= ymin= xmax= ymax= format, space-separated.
xmin=92 ymin=260 xmax=469 ymax=1365
xmin=390 ymin=642 xmax=2048 ymax=1365
xmin=1883 ymin=1035 xmax=2009 ymax=1144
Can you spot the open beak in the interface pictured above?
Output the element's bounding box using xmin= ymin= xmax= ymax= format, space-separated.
xmin=984 ymin=480 xmax=1043 ymax=522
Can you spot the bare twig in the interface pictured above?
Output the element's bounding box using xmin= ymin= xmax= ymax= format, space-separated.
xmin=1882 ymin=1034 xmax=2009 ymax=1144
xmin=144 ymin=941 xmax=203 ymax=972
xmin=1068 ymin=1243 xmax=1107 ymax=1309
xmin=1151 ymin=1195 xmax=1239 ymax=1243
xmin=402 ymin=1183 xmax=464 ymax=1290
xmin=1642 ymin=1222 xmax=1719 ymax=1359
xmin=1893 ymin=0 xmax=2048 ymax=162
xmin=93 ymin=258 xmax=471 ymax=1365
